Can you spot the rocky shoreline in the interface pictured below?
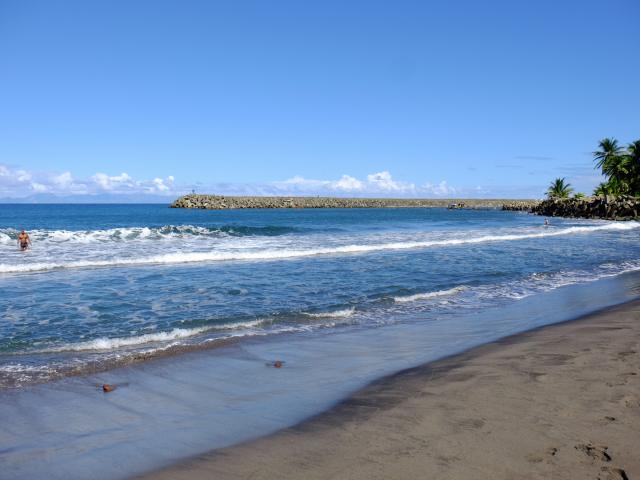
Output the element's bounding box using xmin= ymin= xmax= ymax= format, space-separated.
xmin=532 ymin=195 xmax=639 ymax=220
xmin=500 ymin=200 xmax=540 ymax=211
xmin=170 ymin=195 xmax=522 ymax=210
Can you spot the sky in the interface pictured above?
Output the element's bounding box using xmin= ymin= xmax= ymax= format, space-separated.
xmin=0 ymin=0 xmax=638 ymax=201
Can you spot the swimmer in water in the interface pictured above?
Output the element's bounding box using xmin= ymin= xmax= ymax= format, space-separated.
xmin=544 ymin=219 xmax=549 ymax=227
xmin=17 ymin=230 xmax=31 ymax=251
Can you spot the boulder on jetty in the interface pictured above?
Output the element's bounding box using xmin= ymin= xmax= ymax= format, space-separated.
xmin=170 ymin=195 xmax=528 ymax=210
xmin=532 ymin=195 xmax=639 ymax=220
xmin=447 ymin=202 xmax=467 ymax=209
xmin=501 ymin=201 xmax=540 ymax=212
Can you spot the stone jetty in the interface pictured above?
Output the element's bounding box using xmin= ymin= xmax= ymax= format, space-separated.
xmin=501 ymin=200 xmax=541 ymax=212
xmin=532 ymin=195 xmax=640 ymax=220
xmin=170 ymin=195 xmax=525 ymax=210
xmin=170 ymin=194 xmax=639 ymax=220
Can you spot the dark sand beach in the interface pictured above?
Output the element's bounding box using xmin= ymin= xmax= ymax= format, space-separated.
xmin=139 ymin=301 xmax=640 ymax=480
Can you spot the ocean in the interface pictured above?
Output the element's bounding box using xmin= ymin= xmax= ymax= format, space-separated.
xmin=1 ymin=204 xmax=639 ymax=478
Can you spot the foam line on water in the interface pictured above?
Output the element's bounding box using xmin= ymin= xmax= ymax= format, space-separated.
xmin=485 ymin=259 xmax=640 ymax=300
xmin=1 ymin=222 xmax=637 ymax=274
xmin=0 ymin=224 xmax=299 ymax=243
xmin=302 ymin=307 xmax=356 ymax=318
xmin=393 ymin=286 xmax=467 ymax=303
xmin=36 ymin=320 xmax=267 ymax=353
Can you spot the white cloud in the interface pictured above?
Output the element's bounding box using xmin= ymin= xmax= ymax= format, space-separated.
xmin=276 ymin=171 xmax=412 ymax=194
xmin=152 ymin=176 xmax=174 ymax=192
xmin=281 ymin=175 xmax=304 ymax=185
xmin=30 ymin=182 xmax=48 ymax=193
xmin=91 ymin=172 xmax=135 ymax=191
xmin=16 ymin=170 xmax=32 ymax=182
xmin=278 ymin=171 xmax=418 ymax=196
xmin=3 ymin=164 xmax=519 ymax=200
xmin=0 ymin=164 xmax=177 ymax=198
xmin=52 ymin=172 xmax=73 ymax=187
xmin=332 ymin=174 xmax=364 ymax=191
xmin=422 ymin=180 xmax=456 ymax=196
xmin=281 ymin=175 xmax=325 ymax=187
xmin=366 ymin=171 xmax=415 ymax=193
xmin=277 ymin=174 xmax=366 ymax=193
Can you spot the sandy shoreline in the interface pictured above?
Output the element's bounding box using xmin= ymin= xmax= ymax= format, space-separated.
xmin=138 ymin=300 xmax=640 ymax=480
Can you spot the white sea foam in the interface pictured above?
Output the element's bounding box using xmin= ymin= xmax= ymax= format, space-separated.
xmin=474 ymin=259 xmax=640 ymax=302
xmin=38 ymin=319 xmax=267 ymax=353
xmin=0 ymin=224 xmax=302 ymax=245
xmin=48 ymin=327 xmax=211 ymax=351
xmin=0 ymin=225 xmax=234 ymax=244
xmin=393 ymin=286 xmax=467 ymax=303
xmin=1 ymin=222 xmax=637 ymax=274
xmin=303 ymin=307 xmax=356 ymax=318
xmin=0 ymin=364 xmax=54 ymax=373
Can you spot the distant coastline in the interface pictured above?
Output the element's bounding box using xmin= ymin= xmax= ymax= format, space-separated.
xmin=170 ymin=194 xmax=538 ymax=210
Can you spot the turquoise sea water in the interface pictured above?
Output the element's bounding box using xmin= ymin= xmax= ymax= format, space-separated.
xmin=1 ymin=204 xmax=640 ymax=479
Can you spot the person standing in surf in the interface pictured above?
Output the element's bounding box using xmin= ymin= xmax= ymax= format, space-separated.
xmin=17 ymin=230 xmax=31 ymax=251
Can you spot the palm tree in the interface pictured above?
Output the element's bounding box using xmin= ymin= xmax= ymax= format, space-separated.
xmin=594 ymin=183 xmax=609 ymax=196
xmin=601 ymin=156 xmax=631 ymax=193
xmin=593 ymin=138 xmax=622 ymax=172
xmin=627 ymin=140 xmax=640 ymax=162
xmin=594 ymin=179 xmax=624 ymax=196
xmin=625 ymin=140 xmax=640 ymax=195
xmin=547 ymin=178 xmax=573 ymax=198
xmin=591 ymin=137 xmax=640 ymax=196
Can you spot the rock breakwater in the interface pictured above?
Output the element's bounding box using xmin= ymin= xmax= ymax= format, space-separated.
xmin=532 ymin=195 xmax=639 ymax=220
xmin=170 ymin=195 xmax=523 ymax=210
xmin=501 ymin=201 xmax=541 ymax=212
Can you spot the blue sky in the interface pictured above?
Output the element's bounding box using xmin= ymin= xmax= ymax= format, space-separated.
xmin=1 ymin=0 xmax=638 ymax=200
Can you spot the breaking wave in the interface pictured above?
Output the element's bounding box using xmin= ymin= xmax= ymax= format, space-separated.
xmin=0 ymin=224 xmax=300 ymax=244
xmin=302 ymin=307 xmax=356 ymax=318
xmin=1 ymin=222 xmax=637 ymax=274
xmin=35 ymin=319 xmax=268 ymax=353
xmin=393 ymin=286 xmax=467 ymax=303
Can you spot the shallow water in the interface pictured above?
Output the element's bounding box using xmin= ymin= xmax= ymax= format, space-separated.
xmin=1 ymin=272 xmax=639 ymax=480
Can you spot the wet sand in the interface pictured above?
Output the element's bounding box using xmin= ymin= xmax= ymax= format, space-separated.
xmin=139 ymin=300 xmax=640 ymax=480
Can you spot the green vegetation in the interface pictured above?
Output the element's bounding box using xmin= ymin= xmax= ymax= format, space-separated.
xmin=547 ymin=177 xmax=573 ymax=198
xmin=593 ymin=138 xmax=640 ymax=196
xmin=545 ymin=138 xmax=639 ymax=199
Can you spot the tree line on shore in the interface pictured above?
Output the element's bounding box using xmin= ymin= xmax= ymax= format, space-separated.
xmin=547 ymin=138 xmax=640 ymax=198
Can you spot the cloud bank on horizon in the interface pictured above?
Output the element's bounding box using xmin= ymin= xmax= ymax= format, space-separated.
xmin=0 ymin=164 xmax=462 ymax=199
xmin=0 ymin=165 xmax=175 ymax=198
xmin=0 ymin=163 xmax=481 ymax=201
xmin=275 ymin=171 xmax=456 ymax=196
